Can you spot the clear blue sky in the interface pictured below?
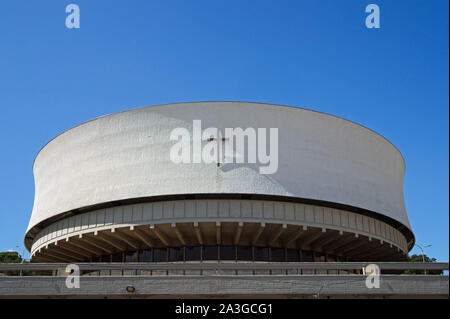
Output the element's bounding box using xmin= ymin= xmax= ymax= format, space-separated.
xmin=0 ymin=0 xmax=448 ymax=261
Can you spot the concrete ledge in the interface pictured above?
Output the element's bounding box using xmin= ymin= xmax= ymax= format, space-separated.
xmin=1 ymin=275 xmax=448 ymax=298
xmin=1 ymin=261 xmax=448 ymax=271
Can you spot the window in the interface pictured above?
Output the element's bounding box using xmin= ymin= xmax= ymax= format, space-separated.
xmin=138 ymin=249 xmax=152 ymax=262
xmin=301 ymin=250 xmax=314 ymax=262
xmin=185 ymin=246 xmax=201 ymax=261
xmin=101 ymin=255 xmax=111 ymax=262
xmin=153 ymin=248 xmax=167 ymax=262
xmin=254 ymin=247 xmax=269 ymax=261
xmin=125 ymin=251 xmax=137 ymax=262
xmin=111 ymin=253 xmax=122 ymax=262
xmin=315 ymin=253 xmax=326 ymax=262
xmin=220 ymin=246 xmax=235 ymax=261
xmin=237 ymin=246 xmax=252 ymax=261
xmin=169 ymin=247 xmax=184 ymax=262
xmin=271 ymin=248 xmax=285 ymax=262
xmin=203 ymin=246 xmax=218 ymax=260
xmin=287 ymin=249 xmax=300 ymax=262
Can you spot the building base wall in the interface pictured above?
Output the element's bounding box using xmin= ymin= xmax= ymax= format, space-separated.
xmin=1 ymin=275 xmax=448 ymax=299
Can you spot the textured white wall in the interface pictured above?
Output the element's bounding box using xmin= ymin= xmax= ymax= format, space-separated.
xmin=26 ymin=102 xmax=411 ymax=240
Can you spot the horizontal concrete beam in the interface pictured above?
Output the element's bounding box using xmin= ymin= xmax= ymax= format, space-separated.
xmin=0 ymin=262 xmax=447 ymax=272
xmin=0 ymin=275 xmax=448 ymax=298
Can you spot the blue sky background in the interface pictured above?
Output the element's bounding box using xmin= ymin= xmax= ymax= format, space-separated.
xmin=0 ymin=0 xmax=448 ymax=261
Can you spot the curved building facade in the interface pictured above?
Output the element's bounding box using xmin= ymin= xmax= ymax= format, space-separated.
xmin=25 ymin=102 xmax=414 ymax=263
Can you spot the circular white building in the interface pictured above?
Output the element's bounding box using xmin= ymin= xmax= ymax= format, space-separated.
xmin=25 ymin=102 xmax=414 ymax=263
